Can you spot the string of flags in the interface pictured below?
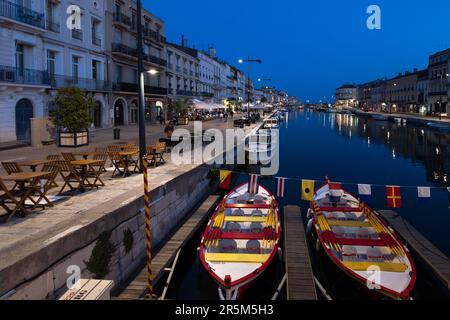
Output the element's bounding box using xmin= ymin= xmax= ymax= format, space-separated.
xmin=216 ymin=168 xmax=450 ymax=209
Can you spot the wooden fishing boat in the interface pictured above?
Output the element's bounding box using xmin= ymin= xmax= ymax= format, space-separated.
xmin=199 ymin=183 xmax=281 ymax=300
xmin=307 ymin=178 xmax=416 ymax=300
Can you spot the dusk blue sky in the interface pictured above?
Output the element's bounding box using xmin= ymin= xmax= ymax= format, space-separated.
xmin=145 ymin=0 xmax=450 ymax=102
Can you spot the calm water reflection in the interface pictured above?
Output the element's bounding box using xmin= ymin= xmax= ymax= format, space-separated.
xmin=270 ymin=110 xmax=450 ymax=255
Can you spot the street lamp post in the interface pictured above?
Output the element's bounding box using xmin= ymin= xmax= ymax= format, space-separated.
xmin=136 ymin=0 xmax=146 ymax=173
xmin=239 ymin=57 xmax=262 ymax=118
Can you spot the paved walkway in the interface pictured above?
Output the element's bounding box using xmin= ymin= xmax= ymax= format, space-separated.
xmin=0 ymin=117 xmax=239 ymax=174
xmin=0 ymin=116 xmax=263 ymax=293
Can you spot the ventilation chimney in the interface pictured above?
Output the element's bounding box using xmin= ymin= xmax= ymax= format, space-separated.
xmin=208 ymin=47 xmax=217 ymax=58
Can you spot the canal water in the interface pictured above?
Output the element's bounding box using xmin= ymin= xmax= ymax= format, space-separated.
xmin=162 ymin=109 xmax=450 ymax=299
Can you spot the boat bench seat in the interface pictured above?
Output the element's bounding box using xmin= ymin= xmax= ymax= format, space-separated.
xmin=225 ymin=204 xmax=271 ymax=209
xmin=205 ymin=252 xmax=270 ymax=263
xmin=224 ymin=216 xmax=266 ymax=223
xmin=342 ymin=261 xmax=408 ymax=272
xmin=327 ymin=220 xmax=372 ymax=228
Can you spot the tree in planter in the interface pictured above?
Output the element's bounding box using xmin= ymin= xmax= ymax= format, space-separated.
xmin=50 ymin=87 xmax=94 ymax=132
xmin=260 ymin=96 xmax=268 ymax=104
xmin=172 ymin=98 xmax=192 ymax=118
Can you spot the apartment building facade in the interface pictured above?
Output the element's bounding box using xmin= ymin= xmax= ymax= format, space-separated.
xmin=428 ymin=49 xmax=449 ymax=116
xmin=385 ymin=71 xmax=419 ymax=113
xmin=196 ymin=49 xmax=215 ymax=101
xmin=44 ymin=0 xmax=108 ymax=128
xmin=0 ymin=0 xmax=49 ymax=143
xmin=105 ymin=0 xmax=167 ymax=125
xmin=166 ymin=42 xmax=200 ymax=101
xmin=335 ymin=84 xmax=357 ymax=108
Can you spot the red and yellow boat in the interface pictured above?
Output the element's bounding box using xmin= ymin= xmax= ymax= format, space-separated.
xmin=199 ymin=182 xmax=281 ymax=300
xmin=307 ymin=178 xmax=416 ymax=299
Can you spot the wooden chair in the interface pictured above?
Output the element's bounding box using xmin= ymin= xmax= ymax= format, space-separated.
xmin=0 ymin=178 xmax=28 ymax=222
xmin=107 ymin=145 xmax=122 ymax=152
xmin=54 ymin=160 xmax=83 ymax=194
xmin=46 ymin=154 xmax=60 ymax=161
xmin=2 ymin=162 xmax=22 ymax=174
xmin=108 ymin=151 xmax=127 ymax=177
xmin=61 ymin=152 xmax=76 ymax=162
xmin=2 ymin=162 xmax=22 ymax=189
xmin=29 ymin=164 xmax=59 ymax=209
xmin=123 ymin=145 xmax=139 ymax=172
xmin=89 ymin=153 xmax=108 ymax=185
xmin=42 ymin=162 xmax=60 ymax=188
xmin=93 ymin=151 xmax=108 ymax=172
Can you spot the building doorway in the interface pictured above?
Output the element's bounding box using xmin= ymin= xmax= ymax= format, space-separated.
xmin=129 ymin=100 xmax=138 ymax=124
xmin=114 ymin=99 xmax=124 ymax=126
xmin=15 ymin=98 xmax=33 ymax=141
xmin=94 ymin=101 xmax=102 ymax=128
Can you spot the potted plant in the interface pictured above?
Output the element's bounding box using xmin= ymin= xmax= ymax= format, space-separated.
xmin=50 ymin=87 xmax=94 ymax=147
xmin=172 ymin=98 xmax=192 ymax=125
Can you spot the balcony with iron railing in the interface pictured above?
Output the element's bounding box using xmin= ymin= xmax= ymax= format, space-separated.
xmin=72 ymin=29 xmax=83 ymax=40
xmin=143 ymin=28 xmax=166 ymax=43
xmin=143 ymin=54 xmax=166 ymax=67
xmin=113 ymin=12 xmax=131 ymax=27
xmin=113 ymin=82 xmax=167 ymax=95
xmin=46 ymin=19 xmax=60 ymax=33
xmin=112 ymin=43 xmax=137 ymax=57
xmin=177 ymin=89 xmax=197 ymax=96
xmin=201 ymin=92 xmax=214 ymax=98
xmin=0 ymin=0 xmax=45 ymax=29
xmin=0 ymin=65 xmax=49 ymax=86
xmin=48 ymin=74 xmax=110 ymax=91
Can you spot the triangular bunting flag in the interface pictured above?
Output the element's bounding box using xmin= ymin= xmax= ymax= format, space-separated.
xmin=301 ymin=180 xmax=315 ymax=201
xmin=386 ymin=185 xmax=402 ymax=208
xmin=248 ymin=174 xmax=258 ymax=194
xmin=358 ymin=184 xmax=372 ymax=196
xmin=417 ymin=186 xmax=431 ymax=198
xmin=219 ymin=170 xmax=232 ymax=190
xmin=277 ymin=177 xmax=285 ymax=198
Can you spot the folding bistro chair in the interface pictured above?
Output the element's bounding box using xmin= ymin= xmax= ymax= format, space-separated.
xmin=88 ymin=153 xmax=108 ymax=186
xmin=61 ymin=152 xmax=77 ymax=162
xmin=28 ymin=165 xmax=59 ymax=209
xmin=154 ymin=142 xmax=166 ymax=165
xmin=108 ymin=151 xmax=127 ymax=177
xmin=46 ymin=154 xmax=61 ymax=161
xmin=41 ymin=162 xmax=60 ymax=189
xmin=123 ymin=146 xmax=139 ymax=173
xmin=54 ymin=160 xmax=83 ymax=194
xmin=0 ymin=178 xmax=28 ymax=221
xmin=95 ymin=147 xmax=109 ymax=171
xmin=2 ymin=162 xmax=22 ymax=189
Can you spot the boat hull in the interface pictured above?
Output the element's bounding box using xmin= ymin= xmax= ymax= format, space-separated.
xmin=199 ymin=183 xmax=281 ymax=300
xmin=309 ymin=181 xmax=416 ymax=300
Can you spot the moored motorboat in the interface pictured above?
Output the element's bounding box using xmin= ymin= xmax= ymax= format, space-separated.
xmin=199 ymin=183 xmax=281 ymax=300
xmin=307 ymin=179 xmax=416 ymax=300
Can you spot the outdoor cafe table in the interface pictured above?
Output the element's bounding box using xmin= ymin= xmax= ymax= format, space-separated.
xmin=17 ymin=160 xmax=51 ymax=172
xmin=0 ymin=171 xmax=51 ymax=220
xmin=118 ymin=151 xmax=139 ymax=176
xmin=70 ymin=160 xmax=104 ymax=190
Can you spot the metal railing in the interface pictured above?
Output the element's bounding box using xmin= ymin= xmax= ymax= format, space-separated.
xmin=112 ymin=42 xmax=137 ymax=56
xmin=0 ymin=0 xmax=45 ymax=29
xmin=49 ymin=75 xmax=110 ymax=91
xmin=113 ymin=12 xmax=131 ymax=27
xmin=0 ymin=65 xmax=49 ymax=85
xmin=72 ymin=29 xmax=83 ymax=40
xmin=113 ymin=82 xmax=167 ymax=95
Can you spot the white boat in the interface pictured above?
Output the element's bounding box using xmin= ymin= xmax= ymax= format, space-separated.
xmin=199 ymin=183 xmax=281 ymax=300
xmin=307 ymin=179 xmax=416 ymax=299
xmin=394 ymin=118 xmax=407 ymax=125
xmin=245 ymin=131 xmax=278 ymax=163
xmin=263 ymin=118 xmax=279 ymax=129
